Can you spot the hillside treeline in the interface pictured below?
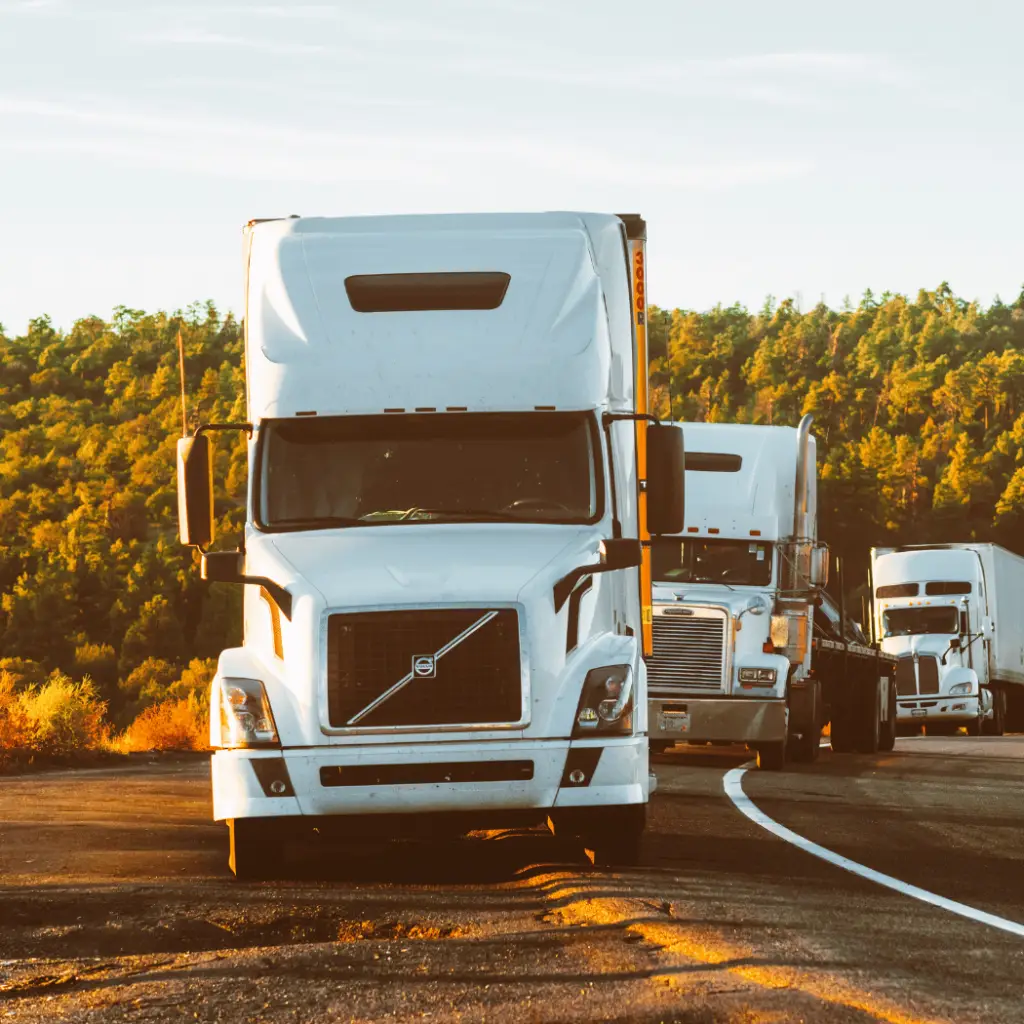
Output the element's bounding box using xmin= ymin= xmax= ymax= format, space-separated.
xmin=648 ymin=284 xmax=1024 ymax=592
xmin=0 ymin=285 xmax=1022 ymax=719
xmin=0 ymin=303 xmax=246 ymax=727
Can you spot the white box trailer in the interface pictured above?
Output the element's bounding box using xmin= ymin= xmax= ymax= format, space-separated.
xmin=871 ymin=543 xmax=1024 ymax=733
xmin=175 ymin=212 xmax=686 ymax=876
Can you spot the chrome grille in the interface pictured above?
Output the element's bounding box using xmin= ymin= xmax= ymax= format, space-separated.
xmin=917 ymin=655 xmax=939 ymax=694
xmin=895 ymin=656 xmax=916 ymax=695
xmin=648 ymin=611 xmax=727 ymax=694
xmin=894 ymin=654 xmax=940 ymax=696
xmin=326 ymin=608 xmax=522 ymax=728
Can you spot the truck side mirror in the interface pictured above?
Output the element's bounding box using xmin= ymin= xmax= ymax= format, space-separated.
xmin=982 ymin=617 xmax=994 ymax=640
xmin=646 ymin=422 xmax=685 ymax=536
xmin=177 ymin=435 xmax=214 ymax=548
xmin=949 ymin=637 xmax=961 ymax=650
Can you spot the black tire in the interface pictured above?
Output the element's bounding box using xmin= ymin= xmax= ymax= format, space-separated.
xmin=789 ymin=680 xmax=821 ymax=764
xmin=1005 ymin=687 xmax=1024 ymax=732
xmin=965 ymin=714 xmax=982 ymax=737
xmin=755 ymin=740 xmax=786 ymax=771
xmin=853 ymin=680 xmax=881 ymax=754
xmin=878 ymin=681 xmax=897 ymax=752
xmin=983 ymin=688 xmax=1005 ymax=737
xmin=584 ymin=805 xmax=646 ymax=868
xmin=228 ymin=818 xmax=285 ymax=880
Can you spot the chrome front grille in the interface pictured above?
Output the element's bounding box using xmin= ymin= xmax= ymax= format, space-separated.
xmin=647 ymin=610 xmax=728 ymax=694
xmin=895 ymin=654 xmax=940 ymax=696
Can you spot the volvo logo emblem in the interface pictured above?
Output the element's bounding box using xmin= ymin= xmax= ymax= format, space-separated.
xmin=412 ymin=655 xmax=436 ymax=678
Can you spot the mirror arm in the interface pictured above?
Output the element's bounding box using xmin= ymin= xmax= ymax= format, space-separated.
xmin=245 ymin=577 xmax=292 ymax=620
xmin=194 ymin=422 xmax=253 ymax=438
xmin=554 ymin=563 xmax=612 ymax=612
xmin=201 ymin=552 xmax=292 ymax=619
xmin=602 ymin=412 xmax=662 ymax=426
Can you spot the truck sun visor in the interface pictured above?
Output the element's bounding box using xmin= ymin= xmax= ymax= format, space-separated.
xmin=344 ymin=272 xmax=511 ymax=313
xmin=686 ymin=452 xmax=742 ymax=473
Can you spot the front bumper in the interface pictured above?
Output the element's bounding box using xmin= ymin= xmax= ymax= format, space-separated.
xmin=211 ymin=737 xmax=649 ymax=822
xmin=647 ymin=696 xmax=786 ymax=743
xmin=897 ymin=696 xmax=979 ymax=724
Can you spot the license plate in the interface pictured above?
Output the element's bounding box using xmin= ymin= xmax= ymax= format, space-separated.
xmin=659 ymin=711 xmax=690 ymax=734
xmin=911 ymin=709 xmax=927 ymax=717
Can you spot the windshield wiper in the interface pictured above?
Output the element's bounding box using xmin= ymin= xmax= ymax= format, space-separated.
xmin=272 ymin=516 xmax=363 ymax=529
xmin=399 ymin=507 xmax=526 ymax=522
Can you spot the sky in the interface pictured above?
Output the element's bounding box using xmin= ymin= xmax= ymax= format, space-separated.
xmin=1 ymin=0 xmax=1022 ymax=332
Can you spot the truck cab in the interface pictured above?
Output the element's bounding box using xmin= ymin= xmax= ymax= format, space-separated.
xmin=871 ymin=546 xmax=992 ymax=733
xmin=647 ymin=417 xmax=828 ymax=768
xmin=176 ymin=212 xmax=684 ymax=875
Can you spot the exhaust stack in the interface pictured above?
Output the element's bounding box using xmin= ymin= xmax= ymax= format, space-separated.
xmin=794 ymin=413 xmax=814 ymax=544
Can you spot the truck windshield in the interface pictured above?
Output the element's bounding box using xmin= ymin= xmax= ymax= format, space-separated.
xmin=257 ymin=412 xmax=600 ymax=529
xmin=651 ymin=538 xmax=772 ymax=586
xmin=882 ymin=606 xmax=959 ymax=637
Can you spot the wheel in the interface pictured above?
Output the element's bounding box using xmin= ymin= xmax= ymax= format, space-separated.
xmin=965 ymin=714 xmax=982 ymax=737
xmin=755 ymin=740 xmax=786 ymax=771
xmin=228 ymin=818 xmax=285 ymax=880
xmin=853 ymin=681 xmax=881 ymax=754
xmin=582 ymin=805 xmax=646 ymax=868
xmin=789 ymin=681 xmax=821 ymax=763
xmin=878 ymin=681 xmax=897 ymax=752
xmin=829 ymin=701 xmax=857 ymax=753
xmin=1005 ymin=687 xmax=1024 ymax=732
xmin=983 ymin=688 xmax=1005 ymax=736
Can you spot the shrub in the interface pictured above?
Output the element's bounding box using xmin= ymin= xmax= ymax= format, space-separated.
xmin=0 ymin=673 xmax=32 ymax=751
xmin=168 ymin=658 xmax=217 ymax=701
xmin=115 ymin=693 xmax=208 ymax=753
xmin=15 ymin=673 xmax=109 ymax=756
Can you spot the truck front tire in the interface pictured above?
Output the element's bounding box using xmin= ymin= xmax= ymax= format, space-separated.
xmin=755 ymin=740 xmax=786 ymax=771
xmin=228 ymin=818 xmax=286 ymax=880
xmin=579 ymin=805 xmax=646 ymax=868
xmin=983 ymin=688 xmax=1006 ymax=736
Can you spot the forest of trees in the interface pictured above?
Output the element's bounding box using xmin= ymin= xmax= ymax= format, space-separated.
xmin=0 ymin=283 xmax=1022 ymax=724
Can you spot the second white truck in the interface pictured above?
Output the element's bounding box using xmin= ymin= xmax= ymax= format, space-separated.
xmin=871 ymin=543 xmax=1024 ymax=734
xmin=647 ymin=416 xmax=897 ymax=768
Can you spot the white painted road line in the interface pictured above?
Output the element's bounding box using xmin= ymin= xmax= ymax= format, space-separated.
xmin=723 ymin=764 xmax=1024 ymax=939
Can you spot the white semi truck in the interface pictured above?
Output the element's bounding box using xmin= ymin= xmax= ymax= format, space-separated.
xmin=647 ymin=417 xmax=897 ymax=768
xmin=870 ymin=543 xmax=1024 ymax=735
xmin=176 ymin=212 xmax=685 ymax=876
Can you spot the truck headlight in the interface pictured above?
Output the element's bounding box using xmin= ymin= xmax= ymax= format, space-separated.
xmin=739 ymin=668 xmax=777 ymax=686
xmin=949 ymin=681 xmax=974 ymax=696
xmin=216 ymin=677 xmax=280 ymax=748
xmin=574 ymin=665 xmax=633 ymax=736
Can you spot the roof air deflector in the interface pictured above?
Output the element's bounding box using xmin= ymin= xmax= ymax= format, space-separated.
xmin=344 ymin=272 xmax=511 ymax=313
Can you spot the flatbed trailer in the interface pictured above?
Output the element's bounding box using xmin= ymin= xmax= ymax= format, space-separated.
xmin=799 ymin=637 xmax=899 ymax=755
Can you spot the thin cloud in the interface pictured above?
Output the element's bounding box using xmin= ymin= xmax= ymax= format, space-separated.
xmin=442 ymin=50 xmax=915 ymax=104
xmin=131 ymin=28 xmax=329 ymax=54
xmin=0 ymin=94 xmax=813 ymax=189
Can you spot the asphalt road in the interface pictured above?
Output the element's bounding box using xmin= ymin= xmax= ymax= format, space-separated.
xmin=1 ymin=737 xmax=1021 ymax=1023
